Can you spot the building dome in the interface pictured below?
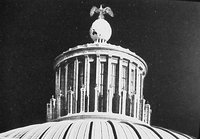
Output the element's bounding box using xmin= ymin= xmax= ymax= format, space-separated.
xmin=0 ymin=5 xmax=195 ymax=139
xmin=0 ymin=113 xmax=194 ymax=139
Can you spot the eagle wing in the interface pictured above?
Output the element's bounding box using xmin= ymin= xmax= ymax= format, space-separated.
xmin=90 ymin=6 xmax=98 ymax=17
xmin=104 ymin=7 xmax=114 ymax=17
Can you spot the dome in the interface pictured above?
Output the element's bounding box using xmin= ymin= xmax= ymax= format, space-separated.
xmin=0 ymin=5 xmax=195 ymax=139
xmin=90 ymin=19 xmax=112 ymax=43
xmin=0 ymin=113 xmax=194 ymax=139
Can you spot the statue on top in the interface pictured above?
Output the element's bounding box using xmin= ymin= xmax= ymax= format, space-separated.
xmin=90 ymin=5 xmax=114 ymax=19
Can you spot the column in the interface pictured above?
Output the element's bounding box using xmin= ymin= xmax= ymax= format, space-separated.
xmin=136 ymin=67 xmax=140 ymax=119
xmin=64 ymin=64 xmax=68 ymax=114
xmin=107 ymin=55 xmax=112 ymax=112
xmin=55 ymin=70 xmax=58 ymax=117
xmin=57 ymin=94 xmax=61 ymax=118
xmin=48 ymin=101 xmax=52 ymax=120
xmin=46 ymin=103 xmax=50 ymax=121
xmin=80 ymin=87 xmax=86 ymax=112
xmin=136 ymin=98 xmax=139 ymax=119
xmin=122 ymin=91 xmax=127 ymax=115
xmin=128 ymin=61 xmax=131 ymax=94
xmin=95 ymin=55 xmax=100 ymax=112
xmin=67 ymin=90 xmax=71 ymax=114
xmin=55 ymin=68 xmax=60 ymax=96
xmin=50 ymin=95 xmax=56 ymax=119
xmin=85 ymin=56 xmax=90 ymax=112
xmin=60 ymin=67 xmax=65 ymax=116
xmin=118 ymin=58 xmax=122 ymax=114
xmin=70 ymin=91 xmax=73 ymax=114
xmin=140 ymin=73 xmax=145 ymax=99
xmin=74 ymin=58 xmax=79 ymax=113
xmin=144 ymin=103 xmax=151 ymax=124
xmin=94 ymin=86 xmax=98 ymax=112
xmin=149 ymin=108 xmax=152 ymax=124
xmin=68 ymin=90 xmax=74 ymax=114
xmin=136 ymin=67 xmax=140 ymax=97
xmin=133 ymin=94 xmax=137 ymax=117
xmin=142 ymin=99 xmax=146 ymax=122
xmin=56 ymin=67 xmax=61 ymax=118
xmin=128 ymin=61 xmax=132 ymax=116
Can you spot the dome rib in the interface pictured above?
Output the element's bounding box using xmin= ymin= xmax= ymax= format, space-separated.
xmin=112 ymin=121 xmax=127 ymax=139
xmin=119 ymin=123 xmax=129 ymax=139
xmin=134 ymin=124 xmax=155 ymax=139
xmin=0 ymin=115 xmax=196 ymax=139
xmin=38 ymin=127 xmax=50 ymax=139
xmin=154 ymin=126 xmax=179 ymax=139
xmin=123 ymin=122 xmax=142 ymax=139
xmin=138 ymin=124 xmax=163 ymax=139
xmin=62 ymin=123 xmax=72 ymax=139
xmin=102 ymin=120 xmax=110 ymax=139
xmin=93 ymin=120 xmax=102 ymax=139
xmin=83 ymin=121 xmax=91 ymax=139
xmin=88 ymin=122 xmax=93 ymax=139
xmin=123 ymin=122 xmax=138 ymax=139
xmin=51 ymin=122 xmax=66 ymax=139
xmin=107 ymin=121 xmax=117 ymax=139
xmin=76 ymin=120 xmax=88 ymax=139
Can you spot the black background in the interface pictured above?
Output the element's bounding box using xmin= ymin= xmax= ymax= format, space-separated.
xmin=1 ymin=0 xmax=200 ymax=137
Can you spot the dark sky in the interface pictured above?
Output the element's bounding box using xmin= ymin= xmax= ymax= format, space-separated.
xmin=1 ymin=0 xmax=200 ymax=137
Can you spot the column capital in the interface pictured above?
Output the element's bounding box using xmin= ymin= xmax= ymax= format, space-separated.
xmin=108 ymin=54 xmax=112 ymax=58
xmin=84 ymin=55 xmax=89 ymax=58
xmin=119 ymin=57 xmax=123 ymax=60
xmin=64 ymin=63 xmax=68 ymax=69
xmin=96 ymin=54 xmax=100 ymax=57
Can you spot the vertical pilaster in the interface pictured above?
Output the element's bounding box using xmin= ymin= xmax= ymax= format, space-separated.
xmin=96 ymin=55 xmax=100 ymax=92
xmin=118 ymin=58 xmax=122 ymax=114
xmin=67 ymin=90 xmax=74 ymax=114
xmin=64 ymin=64 xmax=68 ymax=114
xmin=56 ymin=67 xmax=61 ymax=118
xmin=80 ymin=87 xmax=86 ymax=112
xmin=140 ymin=73 xmax=144 ymax=99
xmin=74 ymin=58 xmax=79 ymax=113
xmin=130 ymin=99 xmax=132 ymax=116
xmin=136 ymin=67 xmax=140 ymax=119
xmin=57 ymin=95 xmax=61 ymax=118
xmin=133 ymin=94 xmax=137 ymax=117
xmin=55 ymin=70 xmax=58 ymax=117
xmin=46 ymin=103 xmax=50 ymax=121
xmin=136 ymin=99 xmax=139 ymax=119
xmin=122 ymin=91 xmax=127 ymax=115
xmin=85 ymin=56 xmax=90 ymax=112
xmin=128 ymin=61 xmax=132 ymax=116
xmin=70 ymin=91 xmax=73 ymax=114
xmin=107 ymin=55 xmax=112 ymax=112
xmin=94 ymin=86 xmax=98 ymax=112
xmin=67 ymin=91 xmax=70 ymax=114
xmin=50 ymin=95 xmax=56 ymax=119
xmin=149 ymin=108 xmax=152 ymax=124
xmin=95 ymin=55 xmax=100 ymax=112
xmin=142 ymin=99 xmax=146 ymax=122
xmin=49 ymin=101 xmax=52 ymax=120
xmin=136 ymin=67 xmax=140 ymax=98
xmin=128 ymin=61 xmax=131 ymax=95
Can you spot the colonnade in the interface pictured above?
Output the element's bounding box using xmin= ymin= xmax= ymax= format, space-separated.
xmin=47 ymin=53 xmax=151 ymax=124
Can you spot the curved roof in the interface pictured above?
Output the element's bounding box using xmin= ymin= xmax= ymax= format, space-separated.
xmin=0 ymin=113 xmax=195 ymax=139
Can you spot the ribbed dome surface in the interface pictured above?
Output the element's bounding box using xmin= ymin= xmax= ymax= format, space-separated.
xmin=0 ymin=113 xmax=195 ymax=139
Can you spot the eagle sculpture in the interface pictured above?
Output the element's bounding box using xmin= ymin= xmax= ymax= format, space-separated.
xmin=90 ymin=5 xmax=114 ymax=19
